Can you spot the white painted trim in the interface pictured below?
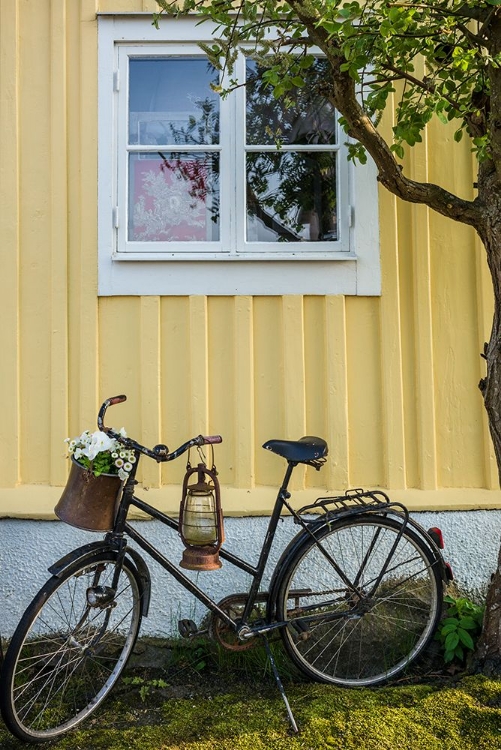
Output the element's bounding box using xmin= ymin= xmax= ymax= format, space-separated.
xmin=98 ymin=15 xmax=381 ymax=296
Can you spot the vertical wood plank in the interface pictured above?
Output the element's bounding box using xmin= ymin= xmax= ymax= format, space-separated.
xmin=189 ymin=296 xmax=209 ymax=435
xmin=346 ymin=298 xmax=384 ymax=485
xmin=160 ymin=297 xmax=190 ymax=485
xmin=325 ymin=296 xmax=349 ymax=490
xmin=140 ymin=296 xmax=161 ymax=487
xmin=77 ymin=0 xmax=99 ymax=429
xmin=50 ymin=0 xmax=69 ymax=484
xmin=253 ymin=297 xmax=284 ymax=485
xmin=379 ymin=187 xmax=407 ymax=488
xmin=66 ymin=0 xmax=82 ymax=437
xmin=18 ymin=0 xmax=52 ymax=482
xmin=303 ymin=296 xmax=327 ymax=489
xmin=282 ymin=296 xmax=306 ymax=490
xmin=67 ymin=0 xmax=99 ymax=432
xmin=410 ymin=135 xmax=438 ymax=490
xmin=0 ymin=0 xmax=20 ymax=486
xmin=234 ymin=296 xmax=255 ymax=488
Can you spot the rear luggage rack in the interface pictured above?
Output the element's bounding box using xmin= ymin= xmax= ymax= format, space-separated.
xmin=296 ymin=488 xmax=408 ymax=523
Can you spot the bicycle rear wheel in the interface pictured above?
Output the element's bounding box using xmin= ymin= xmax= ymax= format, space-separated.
xmin=0 ymin=552 xmax=143 ymax=743
xmin=277 ymin=515 xmax=442 ymax=687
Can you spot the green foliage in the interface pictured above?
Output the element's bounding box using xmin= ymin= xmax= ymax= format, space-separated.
xmin=154 ymin=0 xmax=498 ymax=166
xmin=435 ymin=595 xmax=484 ymax=665
xmin=122 ymin=676 xmax=169 ymax=702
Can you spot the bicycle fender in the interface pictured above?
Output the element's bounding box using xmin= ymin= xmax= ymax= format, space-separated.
xmin=48 ymin=541 xmax=116 ymax=576
xmin=48 ymin=541 xmax=152 ymax=618
xmin=403 ymin=517 xmax=449 ymax=582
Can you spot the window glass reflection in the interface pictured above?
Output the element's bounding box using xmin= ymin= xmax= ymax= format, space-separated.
xmin=246 ymin=152 xmax=337 ymax=242
xmin=129 ymin=58 xmax=219 ymax=146
xmin=128 ymin=153 xmax=220 ymax=242
xmin=246 ymin=60 xmax=336 ymax=146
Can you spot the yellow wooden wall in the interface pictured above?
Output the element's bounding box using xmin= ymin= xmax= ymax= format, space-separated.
xmin=0 ymin=0 xmax=499 ymax=518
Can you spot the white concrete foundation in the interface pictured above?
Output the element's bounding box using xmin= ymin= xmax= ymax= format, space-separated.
xmin=1 ymin=511 xmax=498 ymax=638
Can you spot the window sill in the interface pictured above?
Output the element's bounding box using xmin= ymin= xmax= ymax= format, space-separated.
xmin=112 ymin=251 xmax=358 ymax=262
xmin=98 ymin=256 xmax=379 ymax=296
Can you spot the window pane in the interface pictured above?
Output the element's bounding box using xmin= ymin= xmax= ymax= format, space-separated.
xmin=246 ymin=60 xmax=336 ymax=146
xmin=128 ymin=153 xmax=220 ymax=242
xmin=129 ymin=58 xmax=219 ymax=145
xmin=246 ymin=152 xmax=337 ymax=243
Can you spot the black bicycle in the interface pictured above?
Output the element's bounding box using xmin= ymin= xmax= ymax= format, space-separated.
xmin=0 ymin=395 xmax=451 ymax=743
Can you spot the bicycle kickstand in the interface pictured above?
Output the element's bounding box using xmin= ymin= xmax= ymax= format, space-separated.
xmin=260 ymin=635 xmax=299 ymax=734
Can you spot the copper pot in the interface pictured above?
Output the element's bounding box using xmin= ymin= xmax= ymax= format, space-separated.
xmin=54 ymin=457 xmax=122 ymax=532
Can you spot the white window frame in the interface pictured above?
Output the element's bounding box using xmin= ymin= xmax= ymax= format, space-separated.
xmin=98 ymin=14 xmax=380 ymax=296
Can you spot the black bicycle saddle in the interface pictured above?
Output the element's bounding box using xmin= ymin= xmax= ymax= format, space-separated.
xmin=262 ymin=436 xmax=328 ymax=464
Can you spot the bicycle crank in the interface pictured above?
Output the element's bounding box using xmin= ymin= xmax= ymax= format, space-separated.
xmin=209 ymin=593 xmax=268 ymax=651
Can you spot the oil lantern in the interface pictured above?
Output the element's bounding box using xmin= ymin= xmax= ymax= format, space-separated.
xmin=179 ymin=459 xmax=224 ymax=571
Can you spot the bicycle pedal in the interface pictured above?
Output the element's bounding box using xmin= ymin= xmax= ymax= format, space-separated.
xmin=178 ymin=619 xmax=198 ymax=638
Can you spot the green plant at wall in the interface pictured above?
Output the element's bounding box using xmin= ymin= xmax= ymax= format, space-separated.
xmin=436 ymin=596 xmax=484 ymax=665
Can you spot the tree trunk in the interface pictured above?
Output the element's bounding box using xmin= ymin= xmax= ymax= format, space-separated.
xmin=473 ymin=205 xmax=501 ymax=672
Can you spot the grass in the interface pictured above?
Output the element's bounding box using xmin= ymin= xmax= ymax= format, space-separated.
xmin=2 ymin=639 xmax=501 ymax=749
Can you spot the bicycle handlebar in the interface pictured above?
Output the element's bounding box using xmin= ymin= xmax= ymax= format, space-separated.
xmin=97 ymin=395 xmax=222 ymax=462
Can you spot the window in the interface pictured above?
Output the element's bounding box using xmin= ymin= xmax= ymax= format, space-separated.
xmin=98 ymin=15 xmax=380 ymax=295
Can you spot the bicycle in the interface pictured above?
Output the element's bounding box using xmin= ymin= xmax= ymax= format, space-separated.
xmin=0 ymin=395 xmax=451 ymax=743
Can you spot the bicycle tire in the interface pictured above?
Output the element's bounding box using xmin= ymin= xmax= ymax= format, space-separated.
xmin=0 ymin=551 xmax=143 ymax=743
xmin=277 ymin=514 xmax=442 ymax=687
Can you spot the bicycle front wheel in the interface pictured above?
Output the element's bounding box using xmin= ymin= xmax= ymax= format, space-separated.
xmin=0 ymin=552 xmax=143 ymax=743
xmin=277 ymin=515 xmax=442 ymax=687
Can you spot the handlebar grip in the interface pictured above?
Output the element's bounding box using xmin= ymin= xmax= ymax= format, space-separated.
xmin=109 ymin=395 xmax=127 ymax=405
xmin=203 ymin=435 xmax=223 ymax=444
xmin=98 ymin=395 xmax=127 ymax=432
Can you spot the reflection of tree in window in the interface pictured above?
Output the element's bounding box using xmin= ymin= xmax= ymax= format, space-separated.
xmin=246 ymin=60 xmax=338 ymax=243
xmin=158 ymin=95 xmax=220 ymax=226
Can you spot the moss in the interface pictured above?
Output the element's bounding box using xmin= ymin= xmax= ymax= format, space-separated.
xmin=2 ymin=675 xmax=501 ymax=749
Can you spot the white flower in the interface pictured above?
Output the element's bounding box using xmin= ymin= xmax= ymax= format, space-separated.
xmin=123 ymin=462 xmax=132 ymax=472
xmin=118 ymin=468 xmax=128 ymax=481
xmin=65 ymin=427 xmax=132 ymax=479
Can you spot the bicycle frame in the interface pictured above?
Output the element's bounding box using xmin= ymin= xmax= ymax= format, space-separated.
xmin=102 ymin=443 xmax=420 ymax=645
xmin=106 ymin=456 xmax=298 ymax=637
xmin=75 ymin=396 xmax=446 ymax=642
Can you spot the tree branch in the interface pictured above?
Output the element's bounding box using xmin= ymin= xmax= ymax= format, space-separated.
xmin=287 ymin=0 xmax=482 ymax=229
